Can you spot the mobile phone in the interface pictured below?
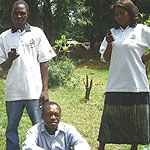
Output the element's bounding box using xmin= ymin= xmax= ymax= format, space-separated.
xmin=11 ymin=48 xmax=16 ymax=53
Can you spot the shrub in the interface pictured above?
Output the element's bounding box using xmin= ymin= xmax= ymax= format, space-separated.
xmin=65 ymin=75 xmax=81 ymax=88
xmin=48 ymin=56 xmax=75 ymax=88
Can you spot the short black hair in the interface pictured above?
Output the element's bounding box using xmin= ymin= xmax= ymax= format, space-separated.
xmin=42 ymin=101 xmax=61 ymax=114
xmin=12 ymin=0 xmax=29 ymax=12
xmin=113 ymin=0 xmax=139 ymax=28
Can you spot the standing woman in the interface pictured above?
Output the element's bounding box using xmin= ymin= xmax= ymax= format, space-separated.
xmin=98 ymin=0 xmax=150 ymax=150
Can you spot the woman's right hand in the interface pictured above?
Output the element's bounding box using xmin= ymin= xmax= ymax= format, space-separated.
xmin=106 ymin=32 xmax=115 ymax=44
xmin=103 ymin=31 xmax=115 ymax=61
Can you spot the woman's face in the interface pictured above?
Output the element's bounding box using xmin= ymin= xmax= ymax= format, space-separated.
xmin=114 ymin=6 xmax=131 ymax=29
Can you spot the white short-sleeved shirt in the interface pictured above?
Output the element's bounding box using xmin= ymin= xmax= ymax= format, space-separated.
xmin=99 ymin=24 xmax=150 ymax=92
xmin=0 ymin=24 xmax=56 ymax=101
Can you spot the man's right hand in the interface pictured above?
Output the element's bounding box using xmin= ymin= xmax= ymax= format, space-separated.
xmin=8 ymin=50 xmax=20 ymax=60
xmin=1 ymin=50 xmax=20 ymax=71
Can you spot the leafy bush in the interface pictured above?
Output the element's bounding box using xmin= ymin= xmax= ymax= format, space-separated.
xmin=65 ymin=75 xmax=81 ymax=88
xmin=53 ymin=35 xmax=71 ymax=61
xmin=48 ymin=56 xmax=75 ymax=88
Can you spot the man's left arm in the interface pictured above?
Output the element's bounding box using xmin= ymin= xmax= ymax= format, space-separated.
xmin=40 ymin=62 xmax=49 ymax=106
xmin=68 ymin=126 xmax=90 ymax=150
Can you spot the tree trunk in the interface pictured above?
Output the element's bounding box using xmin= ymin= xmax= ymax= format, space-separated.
xmin=43 ymin=0 xmax=53 ymax=44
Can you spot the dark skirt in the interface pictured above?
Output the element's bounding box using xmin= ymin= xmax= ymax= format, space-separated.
xmin=97 ymin=92 xmax=150 ymax=144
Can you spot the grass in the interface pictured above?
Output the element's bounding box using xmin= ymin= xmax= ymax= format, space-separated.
xmin=0 ymin=60 xmax=150 ymax=150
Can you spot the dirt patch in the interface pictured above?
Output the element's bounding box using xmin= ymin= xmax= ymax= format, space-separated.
xmin=75 ymin=60 xmax=109 ymax=70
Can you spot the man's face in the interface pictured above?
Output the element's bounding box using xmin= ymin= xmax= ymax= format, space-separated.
xmin=11 ymin=4 xmax=29 ymax=29
xmin=42 ymin=105 xmax=61 ymax=132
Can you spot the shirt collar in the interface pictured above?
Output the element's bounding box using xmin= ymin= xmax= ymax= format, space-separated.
xmin=41 ymin=122 xmax=66 ymax=134
xmin=11 ymin=23 xmax=31 ymax=33
xmin=120 ymin=26 xmax=130 ymax=32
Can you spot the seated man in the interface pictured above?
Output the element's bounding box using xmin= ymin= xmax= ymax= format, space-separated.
xmin=22 ymin=101 xmax=90 ymax=150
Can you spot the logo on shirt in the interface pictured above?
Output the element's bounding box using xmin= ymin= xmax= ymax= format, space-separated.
xmin=130 ymin=34 xmax=136 ymax=40
xmin=30 ymin=39 xmax=35 ymax=48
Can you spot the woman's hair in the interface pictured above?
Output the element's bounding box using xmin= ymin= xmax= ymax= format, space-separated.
xmin=112 ymin=0 xmax=139 ymax=28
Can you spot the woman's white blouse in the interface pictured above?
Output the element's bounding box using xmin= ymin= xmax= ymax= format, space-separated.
xmin=99 ymin=24 xmax=150 ymax=92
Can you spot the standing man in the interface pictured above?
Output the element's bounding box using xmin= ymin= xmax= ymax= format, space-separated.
xmin=22 ymin=102 xmax=91 ymax=150
xmin=0 ymin=0 xmax=56 ymax=150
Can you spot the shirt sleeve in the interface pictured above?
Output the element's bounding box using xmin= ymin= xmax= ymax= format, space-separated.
xmin=0 ymin=35 xmax=7 ymax=65
xmin=22 ymin=125 xmax=45 ymax=150
xmin=99 ymin=37 xmax=107 ymax=62
xmin=141 ymin=24 xmax=150 ymax=49
xmin=37 ymin=29 xmax=56 ymax=63
xmin=67 ymin=125 xmax=90 ymax=150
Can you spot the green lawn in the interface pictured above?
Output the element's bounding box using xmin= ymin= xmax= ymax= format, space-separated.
xmin=0 ymin=61 xmax=150 ymax=150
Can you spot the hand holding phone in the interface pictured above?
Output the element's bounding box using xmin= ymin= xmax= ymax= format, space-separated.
xmin=106 ymin=29 xmax=115 ymax=44
xmin=8 ymin=48 xmax=20 ymax=60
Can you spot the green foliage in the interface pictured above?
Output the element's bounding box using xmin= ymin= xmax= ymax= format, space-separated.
xmin=144 ymin=15 xmax=150 ymax=27
xmin=139 ymin=13 xmax=150 ymax=26
xmin=65 ymin=74 xmax=81 ymax=88
xmin=54 ymin=35 xmax=70 ymax=51
xmin=50 ymin=0 xmax=91 ymax=42
xmin=53 ymin=35 xmax=72 ymax=61
xmin=48 ymin=56 xmax=75 ymax=88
